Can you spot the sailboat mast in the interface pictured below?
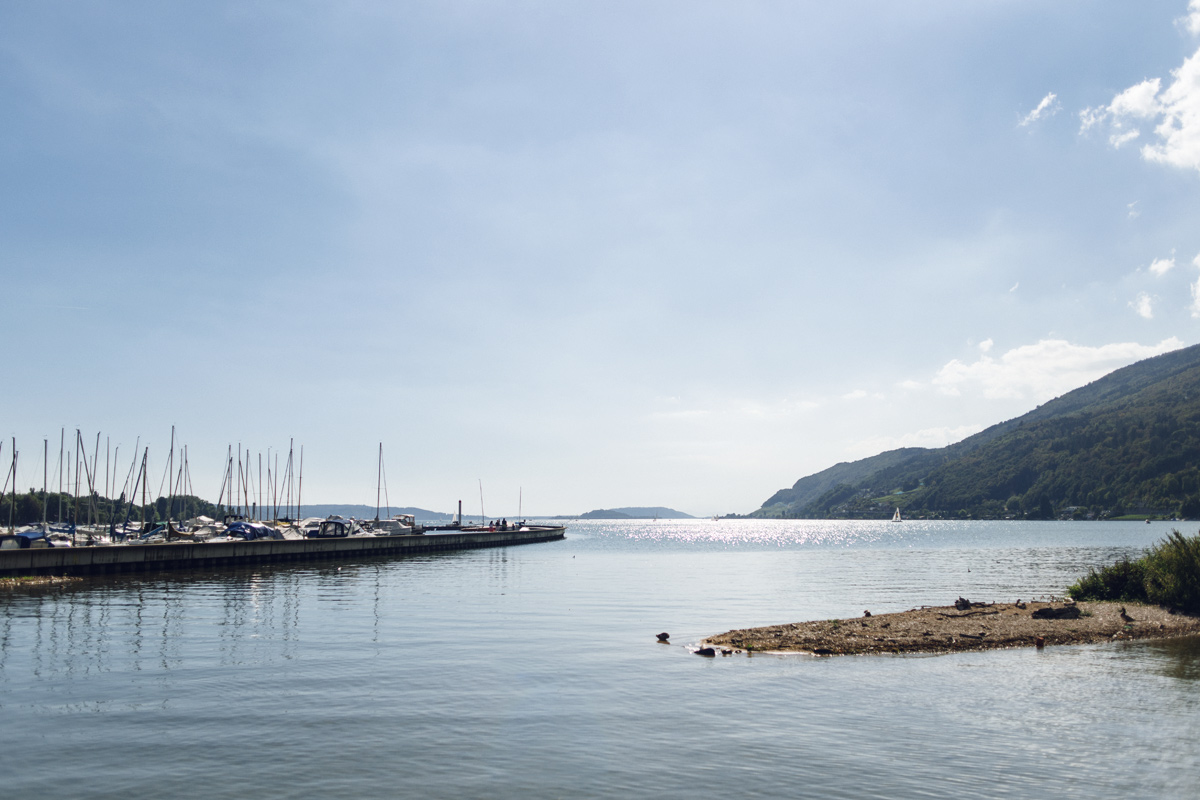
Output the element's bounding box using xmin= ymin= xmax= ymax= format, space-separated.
xmin=105 ymin=437 xmax=111 ymax=527
xmin=376 ymin=443 xmax=382 ymax=521
xmin=8 ymin=439 xmax=15 ymax=533
xmin=297 ymin=446 xmax=303 ymax=522
xmin=140 ymin=447 xmax=148 ymax=529
xmin=58 ymin=428 xmax=64 ymax=523
xmin=167 ymin=426 xmax=175 ymax=523
xmin=42 ymin=439 xmax=48 ymax=526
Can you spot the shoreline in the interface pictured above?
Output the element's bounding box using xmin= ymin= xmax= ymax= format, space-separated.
xmin=701 ymin=600 xmax=1200 ymax=656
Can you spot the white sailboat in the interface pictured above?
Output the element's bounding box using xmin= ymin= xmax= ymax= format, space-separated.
xmin=892 ymin=507 xmax=902 ymax=522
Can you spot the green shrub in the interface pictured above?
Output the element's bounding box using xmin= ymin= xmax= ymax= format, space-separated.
xmin=1067 ymin=531 xmax=1200 ymax=614
xmin=1143 ymin=531 xmax=1200 ymax=614
xmin=1068 ymin=558 xmax=1148 ymax=604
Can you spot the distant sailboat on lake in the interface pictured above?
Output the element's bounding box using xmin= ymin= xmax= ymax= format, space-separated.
xmin=892 ymin=507 xmax=902 ymax=522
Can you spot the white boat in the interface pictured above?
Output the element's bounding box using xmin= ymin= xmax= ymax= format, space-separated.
xmin=368 ymin=514 xmax=417 ymax=535
xmin=892 ymin=507 xmax=902 ymax=522
xmin=309 ymin=516 xmax=372 ymax=538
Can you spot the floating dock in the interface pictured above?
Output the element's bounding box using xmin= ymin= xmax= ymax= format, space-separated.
xmin=0 ymin=527 xmax=566 ymax=577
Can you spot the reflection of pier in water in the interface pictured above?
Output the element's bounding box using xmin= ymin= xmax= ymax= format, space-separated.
xmin=0 ymin=540 xmax=551 ymax=685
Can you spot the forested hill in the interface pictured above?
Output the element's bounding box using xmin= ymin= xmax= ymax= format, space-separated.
xmin=753 ymin=343 xmax=1200 ymax=520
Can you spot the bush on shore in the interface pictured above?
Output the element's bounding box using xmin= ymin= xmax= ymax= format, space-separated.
xmin=1068 ymin=531 xmax=1200 ymax=614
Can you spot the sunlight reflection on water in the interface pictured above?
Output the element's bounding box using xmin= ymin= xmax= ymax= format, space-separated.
xmin=1 ymin=519 xmax=1196 ymax=799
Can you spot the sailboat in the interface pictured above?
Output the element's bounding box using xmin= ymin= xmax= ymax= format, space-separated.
xmin=892 ymin=507 xmax=902 ymax=522
xmin=366 ymin=443 xmax=417 ymax=535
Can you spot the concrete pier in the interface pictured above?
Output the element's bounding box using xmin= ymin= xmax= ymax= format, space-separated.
xmin=0 ymin=527 xmax=566 ymax=577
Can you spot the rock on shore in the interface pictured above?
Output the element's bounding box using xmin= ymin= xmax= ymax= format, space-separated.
xmin=703 ymin=601 xmax=1200 ymax=656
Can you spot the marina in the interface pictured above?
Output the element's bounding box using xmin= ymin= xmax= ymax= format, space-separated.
xmin=0 ymin=525 xmax=566 ymax=577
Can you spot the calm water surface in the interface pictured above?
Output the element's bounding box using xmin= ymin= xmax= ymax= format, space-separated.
xmin=2 ymin=520 xmax=1198 ymax=798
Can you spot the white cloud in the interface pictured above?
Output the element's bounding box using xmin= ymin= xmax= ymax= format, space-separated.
xmin=1141 ymin=50 xmax=1200 ymax=170
xmin=978 ymin=338 xmax=994 ymax=353
xmin=1110 ymin=129 xmax=1141 ymax=148
xmin=1184 ymin=0 xmax=1200 ymax=36
xmin=1080 ymin=79 xmax=1162 ymax=147
xmin=931 ymin=337 xmax=1184 ymax=402
xmin=841 ymin=389 xmax=869 ymax=400
xmin=1009 ymin=281 xmax=1019 ymax=292
xmin=1128 ymin=201 xmax=1140 ymax=219
xmin=1149 ymin=255 xmax=1176 ymax=276
xmin=1081 ymin=14 xmax=1200 ymax=173
xmin=1112 ymin=78 xmax=1164 ymax=119
xmin=1020 ymin=92 xmax=1060 ymax=127
xmin=1130 ymin=292 xmax=1154 ymax=319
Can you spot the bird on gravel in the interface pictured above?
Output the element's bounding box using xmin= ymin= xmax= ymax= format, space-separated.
xmin=1119 ymin=607 xmax=1134 ymax=623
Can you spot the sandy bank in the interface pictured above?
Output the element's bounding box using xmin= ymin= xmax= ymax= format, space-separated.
xmin=701 ymin=600 xmax=1200 ymax=656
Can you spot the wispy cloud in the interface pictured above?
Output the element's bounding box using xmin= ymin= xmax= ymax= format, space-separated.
xmin=1130 ymin=292 xmax=1154 ymax=319
xmin=841 ymin=389 xmax=869 ymax=400
xmin=1128 ymin=201 xmax=1140 ymax=219
xmin=1149 ymin=254 xmax=1176 ymax=276
xmin=1020 ymin=92 xmax=1060 ymax=127
xmin=931 ymin=337 xmax=1184 ymax=402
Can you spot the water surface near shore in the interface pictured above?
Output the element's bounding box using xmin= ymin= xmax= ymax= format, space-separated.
xmin=2 ymin=520 xmax=1197 ymax=798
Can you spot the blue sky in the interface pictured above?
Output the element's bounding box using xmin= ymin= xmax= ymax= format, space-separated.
xmin=3 ymin=1 xmax=1200 ymax=516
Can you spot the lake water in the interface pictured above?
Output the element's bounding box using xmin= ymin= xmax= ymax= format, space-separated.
xmin=2 ymin=519 xmax=1198 ymax=798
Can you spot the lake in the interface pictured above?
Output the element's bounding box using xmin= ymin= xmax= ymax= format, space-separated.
xmin=2 ymin=519 xmax=1197 ymax=798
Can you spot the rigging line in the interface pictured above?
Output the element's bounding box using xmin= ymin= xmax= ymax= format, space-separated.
xmin=382 ymin=457 xmax=391 ymax=518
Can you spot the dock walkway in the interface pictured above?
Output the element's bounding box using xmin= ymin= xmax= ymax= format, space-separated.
xmin=0 ymin=527 xmax=566 ymax=577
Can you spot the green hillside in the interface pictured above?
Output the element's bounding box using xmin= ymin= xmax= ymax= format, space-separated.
xmin=753 ymin=343 xmax=1200 ymax=520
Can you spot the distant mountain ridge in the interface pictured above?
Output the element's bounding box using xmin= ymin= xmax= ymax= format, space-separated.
xmin=754 ymin=343 xmax=1200 ymax=519
xmin=300 ymin=504 xmax=453 ymax=521
xmin=576 ymin=507 xmax=695 ymax=519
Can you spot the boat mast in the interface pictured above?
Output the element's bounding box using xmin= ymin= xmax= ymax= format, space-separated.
xmin=167 ymin=426 xmax=175 ymax=524
xmin=90 ymin=431 xmax=100 ymax=527
xmin=140 ymin=447 xmax=148 ymax=530
xmin=104 ymin=437 xmax=110 ymax=528
xmin=7 ymin=439 xmax=15 ymax=533
xmin=73 ymin=430 xmax=80 ymax=543
xmin=42 ymin=438 xmax=48 ymax=527
xmin=297 ymin=445 xmax=303 ymax=521
xmin=376 ymin=443 xmax=382 ymax=521
xmin=57 ymin=428 xmax=64 ymax=523
xmin=478 ymin=479 xmax=485 ymax=525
